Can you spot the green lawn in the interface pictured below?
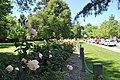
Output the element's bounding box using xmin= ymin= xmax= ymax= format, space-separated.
xmin=0 ymin=43 xmax=18 ymax=65
xmin=0 ymin=41 xmax=45 ymax=53
xmin=0 ymin=43 xmax=16 ymax=53
xmin=82 ymin=43 xmax=120 ymax=80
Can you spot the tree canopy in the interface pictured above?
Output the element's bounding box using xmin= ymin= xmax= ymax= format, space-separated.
xmin=1 ymin=0 xmax=120 ymax=40
xmin=74 ymin=0 xmax=120 ymax=21
xmin=29 ymin=0 xmax=71 ymax=40
xmin=0 ymin=0 xmax=13 ymax=39
xmin=82 ymin=23 xmax=97 ymax=38
xmin=93 ymin=14 xmax=120 ymax=38
xmin=71 ymin=23 xmax=81 ymax=38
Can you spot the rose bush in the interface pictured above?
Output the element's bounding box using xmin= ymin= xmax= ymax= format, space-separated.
xmin=0 ymin=21 xmax=74 ymax=80
xmin=0 ymin=40 xmax=74 ymax=80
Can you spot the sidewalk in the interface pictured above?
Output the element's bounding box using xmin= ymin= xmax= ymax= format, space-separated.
xmin=59 ymin=52 xmax=89 ymax=80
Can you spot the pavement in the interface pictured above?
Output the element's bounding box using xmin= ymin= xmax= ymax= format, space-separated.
xmin=59 ymin=53 xmax=89 ymax=80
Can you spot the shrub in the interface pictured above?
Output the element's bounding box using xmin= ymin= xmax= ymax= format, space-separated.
xmin=0 ymin=40 xmax=73 ymax=80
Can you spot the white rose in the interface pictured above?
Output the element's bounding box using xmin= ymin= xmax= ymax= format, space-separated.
xmin=66 ymin=64 xmax=73 ymax=70
xmin=49 ymin=54 xmax=52 ymax=58
xmin=6 ymin=65 xmax=13 ymax=73
xmin=29 ymin=28 xmax=37 ymax=36
xmin=15 ymin=67 xmax=19 ymax=71
xmin=27 ymin=60 xmax=40 ymax=71
xmin=49 ymin=50 xmax=51 ymax=53
xmin=21 ymin=58 xmax=27 ymax=63
xmin=22 ymin=66 xmax=25 ymax=68
xmin=39 ymin=53 xmax=43 ymax=59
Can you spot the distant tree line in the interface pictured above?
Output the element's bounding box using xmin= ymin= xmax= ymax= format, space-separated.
xmin=82 ymin=14 xmax=120 ymax=39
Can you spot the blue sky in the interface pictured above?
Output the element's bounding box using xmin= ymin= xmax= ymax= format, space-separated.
xmin=64 ymin=0 xmax=120 ymax=26
xmin=11 ymin=0 xmax=120 ymax=26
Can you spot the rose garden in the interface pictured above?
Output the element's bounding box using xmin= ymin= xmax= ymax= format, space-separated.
xmin=1 ymin=0 xmax=120 ymax=80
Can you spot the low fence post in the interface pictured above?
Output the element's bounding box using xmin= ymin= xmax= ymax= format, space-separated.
xmin=93 ymin=63 xmax=103 ymax=80
xmin=80 ymin=47 xmax=85 ymax=72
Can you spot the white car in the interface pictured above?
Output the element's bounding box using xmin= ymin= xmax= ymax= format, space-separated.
xmin=104 ymin=39 xmax=117 ymax=46
xmin=99 ymin=39 xmax=105 ymax=45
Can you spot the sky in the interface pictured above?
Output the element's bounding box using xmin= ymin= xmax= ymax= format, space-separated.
xmin=11 ymin=0 xmax=120 ymax=26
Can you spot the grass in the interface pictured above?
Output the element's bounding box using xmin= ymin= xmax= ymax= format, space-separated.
xmin=0 ymin=41 xmax=46 ymax=61
xmin=0 ymin=41 xmax=45 ymax=53
xmin=0 ymin=43 xmax=14 ymax=48
xmin=0 ymin=43 xmax=16 ymax=54
xmin=81 ymin=43 xmax=120 ymax=80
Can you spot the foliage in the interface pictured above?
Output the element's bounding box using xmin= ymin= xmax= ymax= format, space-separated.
xmin=82 ymin=23 xmax=97 ymax=38
xmin=0 ymin=40 xmax=73 ymax=80
xmin=13 ymin=0 xmax=36 ymax=11
xmin=13 ymin=0 xmax=120 ymax=18
xmin=0 ymin=0 xmax=13 ymax=39
xmin=29 ymin=0 xmax=71 ymax=40
xmin=94 ymin=14 xmax=120 ymax=38
xmin=71 ymin=23 xmax=81 ymax=38
xmin=74 ymin=0 xmax=120 ymax=21
xmin=0 ymin=16 xmax=73 ymax=79
xmin=6 ymin=15 xmax=27 ymax=39
xmin=33 ymin=0 xmax=50 ymax=12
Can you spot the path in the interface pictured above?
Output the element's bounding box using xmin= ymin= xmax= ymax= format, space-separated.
xmin=59 ymin=52 xmax=89 ymax=80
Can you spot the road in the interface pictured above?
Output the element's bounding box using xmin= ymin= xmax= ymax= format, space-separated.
xmin=86 ymin=42 xmax=120 ymax=53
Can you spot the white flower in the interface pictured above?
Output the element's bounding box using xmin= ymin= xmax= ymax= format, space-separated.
xmin=21 ymin=58 xmax=27 ymax=63
xmin=6 ymin=65 xmax=14 ymax=73
xmin=66 ymin=64 xmax=73 ymax=70
xmin=29 ymin=28 xmax=37 ymax=36
xmin=49 ymin=54 xmax=52 ymax=58
xmin=39 ymin=53 xmax=43 ymax=59
xmin=49 ymin=50 xmax=51 ymax=53
xmin=27 ymin=60 xmax=40 ymax=71
xmin=22 ymin=66 xmax=25 ymax=68
xmin=15 ymin=67 xmax=19 ymax=71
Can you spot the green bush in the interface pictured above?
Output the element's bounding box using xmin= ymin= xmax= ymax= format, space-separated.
xmin=0 ymin=40 xmax=73 ymax=80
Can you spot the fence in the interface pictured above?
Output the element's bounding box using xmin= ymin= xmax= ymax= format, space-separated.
xmin=78 ymin=42 xmax=103 ymax=80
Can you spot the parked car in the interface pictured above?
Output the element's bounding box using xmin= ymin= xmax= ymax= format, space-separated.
xmin=95 ymin=39 xmax=101 ymax=44
xmin=90 ymin=38 xmax=96 ymax=43
xmin=99 ymin=39 xmax=105 ymax=45
xmin=117 ymin=38 xmax=120 ymax=42
xmin=104 ymin=39 xmax=117 ymax=46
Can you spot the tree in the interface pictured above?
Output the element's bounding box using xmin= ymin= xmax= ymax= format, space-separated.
xmin=33 ymin=0 xmax=50 ymax=12
xmin=107 ymin=14 xmax=119 ymax=38
xmin=72 ymin=23 xmax=81 ymax=38
xmin=74 ymin=0 xmax=120 ymax=21
xmin=13 ymin=0 xmax=120 ymax=19
xmin=6 ymin=14 xmax=27 ymax=39
xmin=0 ymin=0 xmax=13 ymax=39
xmin=6 ymin=16 xmax=17 ymax=39
xmin=13 ymin=0 xmax=36 ymax=11
xmin=95 ymin=14 xmax=120 ymax=38
xmin=94 ymin=28 xmax=102 ymax=38
xmin=29 ymin=0 xmax=71 ymax=40
xmin=83 ymin=23 xmax=97 ymax=38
